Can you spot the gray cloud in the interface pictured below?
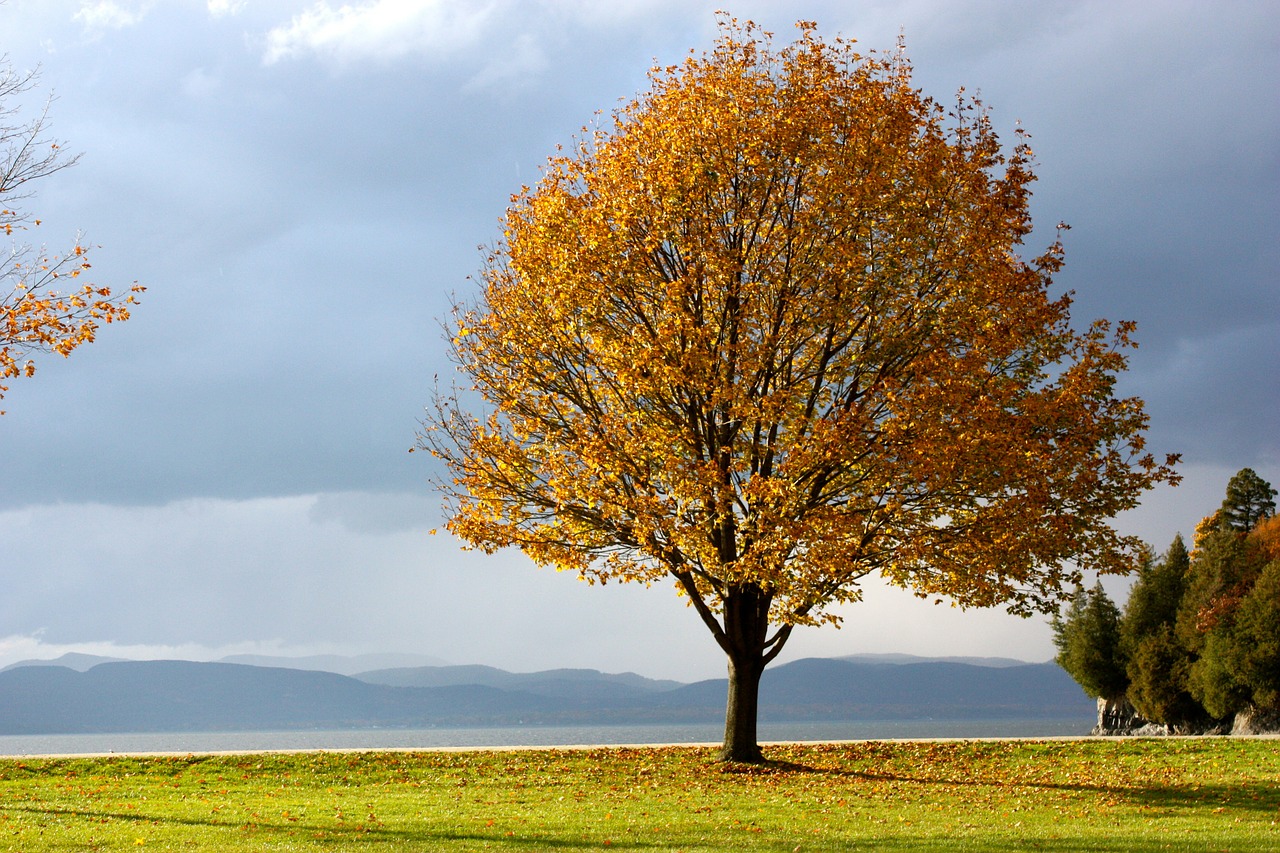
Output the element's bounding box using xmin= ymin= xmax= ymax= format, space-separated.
xmin=0 ymin=0 xmax=1276 ymax=676
xmin=0 ymin=493 xmax=1088 ymax=677
xmin=308 ymin=490 xmax=440 ymax=535
xmin=1 ymin=0 xmax=1272 ymax=507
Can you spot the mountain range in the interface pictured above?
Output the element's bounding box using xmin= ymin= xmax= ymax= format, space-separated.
xmin=0 ymin=655 xmax=1093 ymax=735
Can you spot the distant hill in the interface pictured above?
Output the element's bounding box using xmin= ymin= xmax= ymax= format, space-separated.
xmin=640 ymin=659 xmax=1091 ymax=723
xmin=0 ymin=652 xmax=448 ymax=676
xmin=0 ymin=657 xmax=1093 ymax=735
xmin=836 ymin=653 xmax=1035 ymax=668
xmin=354 ymin=664 xmax=683 ymax=694
xmin=0 ymin=653 xmax=126 ymax=673
xmin=768 ymin=659 xmax=1089 ymax=720
xmin=0 ymin=661 xmax=555 ymax=734
xmin=219 ymin=653 xmax=448 ymax=675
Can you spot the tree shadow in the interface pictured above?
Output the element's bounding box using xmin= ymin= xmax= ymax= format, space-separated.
xmin=0 ymin=803 xmax=676 ymax=849
xmin=729 ymin=754 xmax=1280 ymax=815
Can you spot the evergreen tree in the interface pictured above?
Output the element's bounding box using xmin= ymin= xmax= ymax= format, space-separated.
xmin=1218 ymin=468 xmax=1276 ymax=532
xmin=1180 ymin=471 xmax=1277 ymax=721
xmin=1229 ymin=557 xmax=1280 ymax=711
xmin=1121 ymin=536 xmax=1200 ymax=725
xmin=1082 ymin=470 xmax=1280 ymax=730
xmin=1191 ymin=518 xmax=1280 ymax=718
xmin=1126 ymin=625 xmax=1203 ymax=726
xmin=1190 ymin=630 xmax=1251 ymax=720
xmin=1177 ymin=525 xmax=1258 ymax=654
xmin=1121 ymin=536 xmax=1188 ymax=648
xmin=1053 ymin=582 xmax=1128 ymax=700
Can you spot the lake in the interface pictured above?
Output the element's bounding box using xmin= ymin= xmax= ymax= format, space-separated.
xmin=0 ymin=717 xmax=1094 ymax=757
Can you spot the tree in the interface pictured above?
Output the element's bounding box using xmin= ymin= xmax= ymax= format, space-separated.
xmin=1056 ymin=470 xmax=1280 ymax=732
xmin=1052 ymin=582 xmax=1127 ymax=701
xmin=1121 ymin=536 xmax=1189 ymax=645
xmin=1182 ymin=498 xmax=1279 ymax=721
xmin=1228 ymin=553 xmax=1280 ymax=713
xmin=421 ymin=19 xmax=1179 ymax=762
xmin=1 ymin=55 xmax=141 ymax=412
xmin=1179 ymin=512 xmax=1265 ymax=653
xmin=1126 ymin=624 xmax=1202 ymax=727
xmin=1218 ymin=467 xmax=1276 ymax=533
xmin=1120 ymin=536 xmax=1201 ymax=726
xmin=1169 ymin=472 xmax=1278 ymax=723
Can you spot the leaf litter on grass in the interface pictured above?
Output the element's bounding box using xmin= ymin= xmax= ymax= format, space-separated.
xmin=0 ymin=739 xmax=1276 ymax=851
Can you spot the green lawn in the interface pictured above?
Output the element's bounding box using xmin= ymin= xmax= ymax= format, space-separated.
xmin=0 ymin=738 xmax=1276 ymax=851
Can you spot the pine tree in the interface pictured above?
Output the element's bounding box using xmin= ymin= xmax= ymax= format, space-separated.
xmin=1190 ymin=516 xmax=1280 ymax=720
xmin=1126 ymin=625 xmax=1202 ymax=727
xmin=1177 ymin=525 xmax=1257 ymax=653
xmin=1218 ymin=468 xmax=1276 ymax=533
xmin=1077 ymin=470 xmax=1280 ymax=732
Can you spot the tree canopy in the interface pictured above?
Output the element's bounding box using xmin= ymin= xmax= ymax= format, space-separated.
xmin=1180 ymin=493 xmax=1279 ymax=722
xmin=422 ymin=18 xmax=1179 ymax=761
xmin=1218 ymin=468 xmax=1277 ymax=532
xmin=1 ymin=56 xmax=141 ymax=412
xmin=1119 ymin=536 xmax=1202 ymax=726
xmin=1053 ymin=582 xmax=1127 ymax=701
xmin=1057 ymin=469 xmax=1280 ymax=732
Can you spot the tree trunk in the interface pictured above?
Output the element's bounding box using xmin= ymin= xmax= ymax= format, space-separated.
xmin=717 ymin=583 xmax=777 ymax=763
xmin=671 ymin=572 xmax=787 ymax=764
xmin=721 ymin=649 xmax=765 ymax=762
xmin=1091 ymin=693 xmax=1143 ymax=735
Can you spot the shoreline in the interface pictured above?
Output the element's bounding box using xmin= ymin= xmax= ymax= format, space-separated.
xmin=5 ymin=733 xmax=1277 ymax=760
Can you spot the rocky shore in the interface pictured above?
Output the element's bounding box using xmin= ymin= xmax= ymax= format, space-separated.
xmin=1091 ymin=696 xmax=1280 ymax=736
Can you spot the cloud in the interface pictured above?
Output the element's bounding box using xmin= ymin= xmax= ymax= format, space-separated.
xmin=0 ymin=634 xmax=322 ymax=671
xmin=1 ymin=0 xmax=1275 ymax=685
xmin=1128 ymin=324 xmax=1280 ymax=466
xmin=308 ymin=491 xmax=441 ymax=535
xmin=549 ymin=0 xmax=693 ymax=29
xmin=0 ymin=493 xmax=724 ymax=678
xmin=207 ymin=0 xmax=245 ymax=17
xmin=263 ymin=0 xmax=497 ymax=65
xmin=463 ymin=32 xmax=546 ymax=92
xmin=73 ymin=1 xmax=150 ymax=32
xmin=179 ymin=67 xmax=221 ymax=99
xmin=0 ymin=492 xmax=1078 ymax=679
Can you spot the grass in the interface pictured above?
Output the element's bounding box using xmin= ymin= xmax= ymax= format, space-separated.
xmin=0 ymin=738 xmax=1276 ymax=851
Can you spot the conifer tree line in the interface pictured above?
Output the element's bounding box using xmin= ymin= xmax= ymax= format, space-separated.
xmin=1054 ymin=468 xmax=1280 ymax=733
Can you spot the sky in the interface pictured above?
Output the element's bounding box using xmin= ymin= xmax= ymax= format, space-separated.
xmin=0 ymin=0 xmax=1276 ymax=682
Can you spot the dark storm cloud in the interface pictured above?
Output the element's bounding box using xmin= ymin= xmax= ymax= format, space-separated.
xmin=0 ymin=0 xmax=1275 ymax=674
xmin=1 ymin=1 xmax=1274 ymax=508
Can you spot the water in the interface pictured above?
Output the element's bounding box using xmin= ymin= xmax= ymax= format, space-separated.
xmin=0 ymin=718 xmax=1093 ymax=757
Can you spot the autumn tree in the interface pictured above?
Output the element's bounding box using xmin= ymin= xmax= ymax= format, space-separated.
xmin=1056 ymin=469 xmax=1280 ymax=732
xmin=1225 ymin=545 xmax=1280 ymax=723
xmin=1 ymin=55 xmax=141 ymax=411
xmin=421 ymin=19 xmax=1179 ymax=762
xmin=1179 ymin=474 xmax=1279 ymax=721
